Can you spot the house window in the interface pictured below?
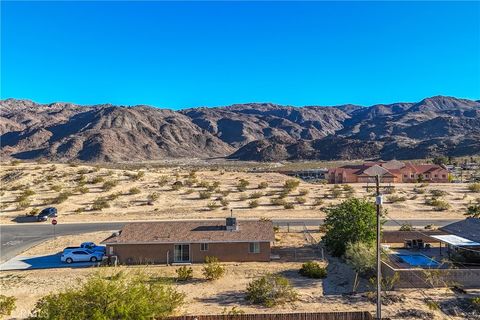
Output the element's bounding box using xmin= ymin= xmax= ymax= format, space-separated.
xmin=403 ymin=174 xmax=408 ymax=178
xmin=434 ymin=174 xmax=438 ymax=178
xmin=442 ymin=174 xmax=446 ymax=178
xmin=108 ymin=246 xmax=114 ymax=255
xmin=200 ymin=243 xmax=209 ymax=251
xmin=249 ymin=242 xmax=260 ymax=253
xmin=411 ymin=174 xmax=414 ymax=178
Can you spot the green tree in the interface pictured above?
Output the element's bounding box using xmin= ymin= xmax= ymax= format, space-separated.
xmin=322 ymin=198 xmax=380 ymax=257
xmin=29 ymin=271 xmax=184 ymax=320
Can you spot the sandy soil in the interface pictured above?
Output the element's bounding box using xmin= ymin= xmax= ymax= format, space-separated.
xmin=1 ymin=162 xmax=476 ymax=225
xmin=0 ymin=230 xmax=465 ymax=320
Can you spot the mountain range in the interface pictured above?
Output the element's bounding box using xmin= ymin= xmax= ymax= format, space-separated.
xmin=1 ymin=96 xmax=479 ymax=162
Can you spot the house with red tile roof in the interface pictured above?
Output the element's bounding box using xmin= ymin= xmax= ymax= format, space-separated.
xmin=327 ymin=160 xmax=449 ymax=183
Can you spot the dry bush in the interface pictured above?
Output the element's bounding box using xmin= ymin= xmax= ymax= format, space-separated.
xmin=199 ymin=191 xmax=212 ymax=199
xmin=248 ymin=200 xmax=259 ymax=208
xmin=129 ymin=187 xmax=141 ymax=195
xmin=249 ymin=191 xmax=263 ymax=199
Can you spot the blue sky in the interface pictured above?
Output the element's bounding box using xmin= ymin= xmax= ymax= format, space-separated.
xmin=1 ymin=1 xmax=479 ymax=109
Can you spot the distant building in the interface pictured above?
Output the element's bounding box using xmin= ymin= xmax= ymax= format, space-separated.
xmin=327 ymin=160 xmax=449 ymax=183
xmin=102 ymin=218 xmax=274 ymax=264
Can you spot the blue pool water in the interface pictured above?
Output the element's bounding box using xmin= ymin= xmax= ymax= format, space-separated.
xmin=396 ymin=254 xmax=440 ymax=267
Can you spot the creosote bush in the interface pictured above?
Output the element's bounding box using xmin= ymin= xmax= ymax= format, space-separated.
xmin=0 ymin=294 xmax=16 ymax=318
xmin=202 ymin=256 xmax=225 ymax=281
xmin=299 ymin=261 xmax=327 ymax=279
xmin=258 ymin=182 xmax=269 ymax=189
xmin=102 ymin=180 xmax=118 ymax=191
xmin=129 ymin=187 xmax=141 ymax=195
xmin=249 ymin=191 xmax=263 ymax=199
xmin=53 ymin=191 xmax=73 ymax=204
xmin=92 ymin=197 xmax=110 ymax=211
xmin=270 ymin=198 xmax=286 ymax=206
xmin=245 ymin=274 xmax=298 ymax=307
xmin=27 ymin=208 xmax=40 ymax=217
xmin=29 ymin=271 xmax=184 ymax=320
xmin=283 ymin=203 xmax=295 ymax=210
xmin=176 ymin=266 xmax=193 ymax=281
xmin=283 ymin=179 xmax=300 ymax=191
xmin=248 ymin=200 xmax=259 ymax=208
xmin=199 ymin=191 xmax=212 ymax=200
xmin=294 ymin=196 xmax=306 ymax=204
xmin=468 ymin=183 xmax=480 ymax=193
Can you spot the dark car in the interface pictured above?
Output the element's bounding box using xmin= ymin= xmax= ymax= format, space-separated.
xmin=37 ymin=207 xmax=58 ymax=222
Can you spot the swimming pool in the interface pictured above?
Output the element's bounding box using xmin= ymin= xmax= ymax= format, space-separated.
xmin=395 ymin=254 xmax=440 ymax=267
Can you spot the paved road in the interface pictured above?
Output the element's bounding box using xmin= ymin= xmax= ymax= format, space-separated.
xmin=0 ymin=218 xmax=458 ymax=263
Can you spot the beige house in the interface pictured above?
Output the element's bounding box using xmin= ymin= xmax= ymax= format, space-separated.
xmin=102 ymin=218 xmax=274 ymax=264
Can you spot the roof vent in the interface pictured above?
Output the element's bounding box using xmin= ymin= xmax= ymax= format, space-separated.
xmin=226 ymin=217 xmax=238 ymax=231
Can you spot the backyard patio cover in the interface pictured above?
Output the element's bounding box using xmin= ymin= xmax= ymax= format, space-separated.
xmin=431 ymin=235 xmax=480 ymax=247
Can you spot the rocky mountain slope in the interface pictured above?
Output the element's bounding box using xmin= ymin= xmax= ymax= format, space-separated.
xmin=1 ymin=96 xmax=479 ymax=162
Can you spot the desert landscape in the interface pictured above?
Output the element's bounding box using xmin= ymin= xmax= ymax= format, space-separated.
xmin=1 ymin=228 xmax=472 ymax=320
xmin=0 ymin=161 xmax=476 ymax=225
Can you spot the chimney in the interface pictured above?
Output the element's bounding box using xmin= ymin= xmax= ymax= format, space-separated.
xmin=226 ymin=217 xmax=238 ymax=231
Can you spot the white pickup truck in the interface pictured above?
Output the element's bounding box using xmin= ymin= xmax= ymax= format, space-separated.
xmin=63 ymin=242 xmax=106 ymax=254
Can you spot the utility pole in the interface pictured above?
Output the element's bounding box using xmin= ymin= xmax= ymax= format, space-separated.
xmin=375 ymin=175 xmax=382 ymax=320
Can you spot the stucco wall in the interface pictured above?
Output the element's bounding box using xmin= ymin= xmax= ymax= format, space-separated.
xmin=108 ymin=242 xmax=271 ymax=264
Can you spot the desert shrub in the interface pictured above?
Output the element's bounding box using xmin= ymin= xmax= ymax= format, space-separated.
xmin=132 ymin=171 xmax=145 ymax=181
xmin=413 ymin=187 xmax=426 ymax=194
xmin=74 ymin=186 xmax=89 ymax=194
xmin=313 ymin=198 xmax=324 ymax=206
xmin=249 ymin=191 xmax=263 ymax=199
xmin=16 ymin=198 xmax=31 ymax=209
xmin=129 ymin=187 xmax=141 ymax=195
xmin=172 ymin=181 xmax=183 ymax=191
xmin=283 ymin=203 xmax=295 ymax=209
xmin=27 ymin=208 xmax=40 ymax=216
xmin=158 ymin=176 xmax=169 ymax=187
xmin=468 ymin=183 xmax=480 ymax=193
xmin=258 ymin=182 xmax=268 ymax=189
xmin=102 ymin=180 xmax=118 ymax=191
xmin=22 ymin=188 xmax=35 ymax=197
xmin=345 ymin=241 xmax=376 ymax=277
xmin=107 ymin=192 xmax=121 ymax=201
xmin=147 ymin=192 xmax=159 ymax=203
xmin=91 ymin=176 xmax=105 ymax=184
xmin=399 ymin=223 xmax=414 ymax=231
xmin=386 ymin=195 xmax=407 ymax=203
xmin=298 ymin=189 xmax=309 ymax=196
xmin=283 ymin=179 xmax=300 ymax=191
xmin=207 ymin=201 xmax=220 ymax=210
xmin=92 ymin=197 xmax=110 ymax=211
xmin=430 ymin=189 xmax=447 ymax=197
xmin=10 ymin=160 xmax=21 ymax=166
xmin=342 ymin=184 xmax=354 ymax=192
xmin=329 ymin=187 xmax=342 ymax=198
xmin=220 ymin=198 xmax=230 ymax=207
xmin=183 ymin=178 xmax=196 ymax=187
xmin=202 ymin=256 xmax=225 ymax=280
xmin=238 ymin=193 xmax=248 ymax=201
xmin=206 ymin=183 xmax=217 ymax=192
xmin=245 ymin=274 xmax=298 ymax=307
xmin=176 ymin=266 xmax=193 ymax=281
xmin=471 ymin=297 xmax=480 ymax=312
xmin=188 ymin=170 xmax=197 ymax=179
xmin=197 ymin=181 xmax=210 ymax=188
xmin=51 ymin=185 xmax=63 ymax=192
xmin=277 ymin=190 xmax=290 ymax=199
xmin=248 ymin=200 xmax=259 ymax=208
xmin=323 ymin=198 xmax=378 ymax=257
xmin=270 ymin=198 xmax=286 ymax=206
xmin=299 ymin=261 xmax=327 ymax=279
xmin=294 ymin=196 xmax=306 ymax=204
xmin=184 ymin=189 xmax=195 ymax=195
xmin=222 ymin=307 xmax=245 ymax=315
xmin=199 ymin=191 xmax=212 ymax=199
xmin=29 ymin=271 xmax=184 ymax=320
xmin=219 ymin=190 xmax=231 ymax=197
xmin=466 ymin=204 xmax=480 ymax=218
xmin=77 ymin=168 xmax=90 ymax=175
xmin=237 ymin=179 xmax=249 ymax=192
xmin=74 ymin=207 xmax=84 ymax=214
xmin=0 ymin=294 xmax=16 ymax=318
xmin=425 ymin=198 xmax=451 ymax=211
xmin=52 ymin=191 xmax=73 ymax=204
